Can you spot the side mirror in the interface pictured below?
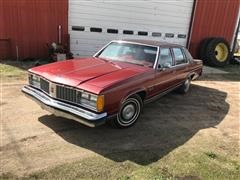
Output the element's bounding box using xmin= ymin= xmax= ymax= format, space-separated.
xmin=162 ymin=62 xmax=171 ymax=68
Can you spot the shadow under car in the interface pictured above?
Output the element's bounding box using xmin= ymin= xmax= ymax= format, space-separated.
xmin=39 ymin=84 xmax=229 ymax=165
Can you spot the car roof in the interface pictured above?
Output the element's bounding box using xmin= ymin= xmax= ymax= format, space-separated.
xmin=114 ymin=39 xmax=184 ymax=48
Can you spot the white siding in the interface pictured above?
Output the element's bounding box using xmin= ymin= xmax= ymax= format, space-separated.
xmin=69 ymin=0 xmax=194 ymax=57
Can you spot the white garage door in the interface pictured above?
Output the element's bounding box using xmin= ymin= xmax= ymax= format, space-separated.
xmin=69 ymin=0 xmax=194 ymax=57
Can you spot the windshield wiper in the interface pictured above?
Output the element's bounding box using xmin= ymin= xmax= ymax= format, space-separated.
xmin=125 ymin=61 xmax=145 ymax=66
xmin=98 ymin=57 xmax=146 ymax=67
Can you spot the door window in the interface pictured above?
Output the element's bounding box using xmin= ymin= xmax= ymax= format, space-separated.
xmin=158 ymin=48 xmax=173 ymax=68
xmin=172 ymin=48 xmax=187 ymax=65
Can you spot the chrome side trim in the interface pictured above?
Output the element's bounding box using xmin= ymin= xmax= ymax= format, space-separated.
xmin=144 ymin=83 xmax=182 ymax=104
xmin=22 ymin=85 xmax=107 ymax=122
xmin=93 ymin=41 xmax=112 ymax=57
xmin=153 ymin=46 xmax=160 ymax=69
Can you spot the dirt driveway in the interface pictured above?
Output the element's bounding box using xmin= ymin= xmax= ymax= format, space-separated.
xmin=0 ymin=64 xmax=239 ymax=179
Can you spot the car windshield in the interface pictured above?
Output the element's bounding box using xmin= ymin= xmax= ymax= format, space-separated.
xmin=97 ymin=42 xmax=158 ymax=67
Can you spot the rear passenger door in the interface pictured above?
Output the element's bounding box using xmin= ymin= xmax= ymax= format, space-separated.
xmin=152 ymin=48 xmax=176 ymax=95
xmin=171 ymin=47 xmax=189 ymax=84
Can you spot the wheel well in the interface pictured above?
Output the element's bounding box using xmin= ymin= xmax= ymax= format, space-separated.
xmin=136 ymin=91 xmax=147 ymax=101
xmin=190 ymin=74 xmax=195 ymax=80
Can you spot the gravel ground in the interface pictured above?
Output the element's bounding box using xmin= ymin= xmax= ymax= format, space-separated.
xmin=0 ymin=64 xmax=239 ymax=178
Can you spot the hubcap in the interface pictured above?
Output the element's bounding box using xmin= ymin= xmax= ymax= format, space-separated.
xmin=214 ymin=43 xmax=228 ymax=62
xmin=117 ymin=97 xmax=141 ymax=127
xmin=122 ymin=104 xmax=135 ymax=120
xmin=184 ymin=79 xmax=190 ymax=92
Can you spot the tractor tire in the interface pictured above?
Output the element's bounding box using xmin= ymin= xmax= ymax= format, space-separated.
xmin=205 ymin=38 xmax=230 ymax=67
xmin=199 ymin=38 xmax=215 ymax=64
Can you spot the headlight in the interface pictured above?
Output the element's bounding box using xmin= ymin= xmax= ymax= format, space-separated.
xmin=78 ymin=91 xmax=104 ymax=112
xmin=29 ymin=73 xmax=40 ymax=88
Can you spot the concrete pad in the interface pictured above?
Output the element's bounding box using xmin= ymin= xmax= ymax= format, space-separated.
xmin=203 ymin=66 xmax=229 ymax=74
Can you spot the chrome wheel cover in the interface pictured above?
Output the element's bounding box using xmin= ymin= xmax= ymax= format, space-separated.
xmin=122 ymin=104 xmax=135 ymax=120
xmin=184 ymin=79 xmax=190 ymax=92
xmin=117 ymin=97 xmax=141 ymax=127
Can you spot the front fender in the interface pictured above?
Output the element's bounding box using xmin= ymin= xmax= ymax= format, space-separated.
xmin=120 ymin=88 xmax=147 ymax=104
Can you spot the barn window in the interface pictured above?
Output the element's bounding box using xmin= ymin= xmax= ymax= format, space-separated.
xmin=152 ymin=32 xmax=162 ymax=37
xmin=178 ymin=34 xmax=186 ymax=38
xmin=72 ymin=26 xmax=85 ymax=31
xmin=165 ymin=33 xmax=174 ymax=38
xmin=138 ymin=31 xmax=148 ymax=36
xmin=107 ymin=29 xmax=118 ymax=34
xmin=123 ymin=30 xmax=134 ymax=35
xmin=90 ymin=27 xmax=102 ymax=32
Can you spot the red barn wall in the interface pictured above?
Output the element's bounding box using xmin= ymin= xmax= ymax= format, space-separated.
xmin=0 ymin=0 xmax=68 ymax=60
xmin=189 ymin=0 xmax=240 ymax=58
xmin=1 ymin=0 xmax=239 ymax=60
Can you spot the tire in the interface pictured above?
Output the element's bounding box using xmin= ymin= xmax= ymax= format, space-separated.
xmin=199 ymin=38 xmax=215 ymax=64
xmin=205 ymin=37 xmax=230 ymax=67
xmin=110 ymin=94 xmax=143 ymax=128
xmin=178 ymin=78 xmax=191 ymax=94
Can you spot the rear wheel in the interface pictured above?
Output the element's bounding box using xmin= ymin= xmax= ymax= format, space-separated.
xmin=110 ymin=94 xmax=142 ymax=128
xmin=178 ymin=78 xmax=191 ymax=94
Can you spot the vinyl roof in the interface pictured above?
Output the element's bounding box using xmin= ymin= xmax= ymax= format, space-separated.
xmin=116 ymin=39 xmax=184 ymax=47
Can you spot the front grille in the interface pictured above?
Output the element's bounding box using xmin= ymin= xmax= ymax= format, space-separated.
xmin=40 ymin=78 xmax=49 ymax=93
xmin=56 ymin=85 xmax=77 ymax=103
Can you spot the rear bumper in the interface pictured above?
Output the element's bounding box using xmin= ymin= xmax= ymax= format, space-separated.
xmin=22 ymin=85 xmax=107 ymax=127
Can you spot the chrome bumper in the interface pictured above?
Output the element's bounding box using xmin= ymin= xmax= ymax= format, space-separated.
xmin=22 ymin=85 xmax=107 ymax=127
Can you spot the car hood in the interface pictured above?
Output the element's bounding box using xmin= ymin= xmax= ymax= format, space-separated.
xmin=29 ymin=58 xmax=150 ymax=93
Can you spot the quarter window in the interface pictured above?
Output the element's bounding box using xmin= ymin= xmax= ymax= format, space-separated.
xmin=172 ymin=48 xmax=187 ymax=65
xmin=158 ymin=48 xmax=173 ymax=67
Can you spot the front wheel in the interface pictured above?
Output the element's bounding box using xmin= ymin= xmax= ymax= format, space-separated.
xmin=110 ymin=95 xmax=143 ymax=128
xmin=178 ymin=78 xmax=191 ymax=94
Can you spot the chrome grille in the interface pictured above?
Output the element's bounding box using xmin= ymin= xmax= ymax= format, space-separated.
xmin=56 ymin=85 xmax=77 ymax=103
xmin=40 ymin=78 xmax=49 ymax=93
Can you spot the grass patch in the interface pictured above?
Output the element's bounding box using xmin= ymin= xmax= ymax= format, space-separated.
xmin=2 ymin=150 xmax=239 ymax=180
xmin=130 ymin=150 xmax=240 ymax=180
xmin=205 ymin=152 xmax=217 ymax=159
xmin=25 ymin=156 xmax=139 ymax=180
xmin=0 ymin=63 xmax=27 ymax=78
xmin=0 ymin=61 xmax=37 ymax=81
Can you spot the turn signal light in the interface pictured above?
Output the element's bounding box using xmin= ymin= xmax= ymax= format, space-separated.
xmin=96 ymin=95 xmax=104 ymax=112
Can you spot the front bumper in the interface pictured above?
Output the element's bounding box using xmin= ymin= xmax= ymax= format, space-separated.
xmin=22 ymin=85 xmax=107 ymax=127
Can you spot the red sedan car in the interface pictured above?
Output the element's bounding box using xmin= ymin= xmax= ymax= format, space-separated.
xmin=22 ymin=40 xmax=203 ymax=128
